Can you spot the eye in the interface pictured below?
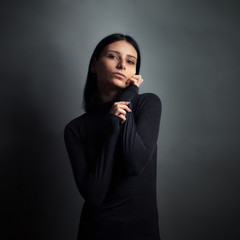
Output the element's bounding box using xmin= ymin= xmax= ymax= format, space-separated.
xmin=127 ymin=60 xmax=135 ymax=65
xmin=108 ymin=54 xmax=118 ymax=59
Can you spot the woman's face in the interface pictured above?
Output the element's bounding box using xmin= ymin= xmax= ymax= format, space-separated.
xmin=91 ymin=40 xmax=138 ymax=91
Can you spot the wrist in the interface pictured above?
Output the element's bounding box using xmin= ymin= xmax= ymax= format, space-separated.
xmin=117 ymin=85 xmax=139 ymax=102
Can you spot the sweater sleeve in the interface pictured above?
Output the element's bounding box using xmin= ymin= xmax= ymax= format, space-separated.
xmin=116 ymin=84 xmax=139 ymax=102
xmin=118 ymin=87 xmax=162 ymax=176
xmin=64 ymin=114 xmax=120 ymax=207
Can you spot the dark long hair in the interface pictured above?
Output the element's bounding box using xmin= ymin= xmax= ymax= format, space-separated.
xmin=83 ymin=33 xmax=141 ymax=112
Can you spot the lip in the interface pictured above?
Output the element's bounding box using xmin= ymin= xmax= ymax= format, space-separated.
xmin=112 ymin=72 xmax=126 ymax=79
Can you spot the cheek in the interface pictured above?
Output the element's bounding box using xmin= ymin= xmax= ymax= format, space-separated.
xmin=128 ymin=68 xmax=136 ymax=77
xmin=96 ymin=62 xmax=113 ymax=81
xmin=97 ymin=60 xmax=113 ymax=73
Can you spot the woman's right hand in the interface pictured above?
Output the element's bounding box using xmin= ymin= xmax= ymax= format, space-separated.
xmin=126 ymin=74 xmax=144 ymax=87
xmin=110 ymin=101 xmax=132 ymax=124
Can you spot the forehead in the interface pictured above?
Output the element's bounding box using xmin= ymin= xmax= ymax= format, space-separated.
xmin=103 ymin=40 xmax=138 ymax=58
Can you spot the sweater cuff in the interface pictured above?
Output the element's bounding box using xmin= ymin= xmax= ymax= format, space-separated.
xmin=117 ymin=84 xmax=139 ymax=102
xmin=107 ymin=112 xmax=122 ymax=124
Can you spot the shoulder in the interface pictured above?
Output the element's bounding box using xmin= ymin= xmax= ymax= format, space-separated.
xmin=131 ymin=93 xmax=162 ymax=120
xmin=64 ymin=113 xmax=88 ymax=139
xmin=65 ymin=113 xmax=87 ymax=129
xmin=133 ymin=92 xmax=162 ymax=109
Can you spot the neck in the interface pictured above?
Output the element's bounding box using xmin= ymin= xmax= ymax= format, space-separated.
xmin=98 ymin=89 xmax=120 ymax=103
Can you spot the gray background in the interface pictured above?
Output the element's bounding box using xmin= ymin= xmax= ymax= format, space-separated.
xmin=1 ymin=0 xmax=240 ymax=239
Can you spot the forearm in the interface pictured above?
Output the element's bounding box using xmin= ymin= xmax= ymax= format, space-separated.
xmin=64 ymin=114 xmax=121 ymax=207
xmin=80 ymin=126 xmax=120 ymax=206
xmin=120 ymin=94 xmax=162 ymax=175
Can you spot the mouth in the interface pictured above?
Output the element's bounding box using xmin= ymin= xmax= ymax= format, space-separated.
xmin=112 ymin=72 xmax=126 ymax=79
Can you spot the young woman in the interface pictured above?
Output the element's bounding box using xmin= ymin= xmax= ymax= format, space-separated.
xmin=64 ymin=33 xmax=162 ymax=240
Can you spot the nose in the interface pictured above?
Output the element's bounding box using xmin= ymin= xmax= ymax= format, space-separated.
xmin=116 ymin=59 xmax=126 ymax=70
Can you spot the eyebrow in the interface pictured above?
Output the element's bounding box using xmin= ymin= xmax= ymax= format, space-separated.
xmin=106 ymin=50 xmax=137 ymax=60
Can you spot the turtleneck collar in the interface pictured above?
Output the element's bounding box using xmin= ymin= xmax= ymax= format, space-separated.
xmin=86 ymin=85 xmax=139 ymax=114
xmin=87 ymin=92 xmax=115 ymax=114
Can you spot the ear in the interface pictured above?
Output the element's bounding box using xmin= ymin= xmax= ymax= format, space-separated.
xmin=91 ymin=57 xmax=97 ymax=74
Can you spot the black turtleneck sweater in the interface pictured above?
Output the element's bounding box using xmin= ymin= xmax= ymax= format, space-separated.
xmin=64 ymin=85 xmax=162 ymax=240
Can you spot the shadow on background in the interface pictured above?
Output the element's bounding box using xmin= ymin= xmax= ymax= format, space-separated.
xmin=1 ymin=43 xmax=82 ymax=240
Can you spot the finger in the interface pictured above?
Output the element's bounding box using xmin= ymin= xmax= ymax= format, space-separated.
xmin=112 ymin=102 xmax=130 ymax=109
xmin=111 ymin=105 xmax=131 ymax=115
xmin=118 ymin=114 xmax=126 ymax=123
xmin=131 ymin=74 xmax=142 ymax=80
xmin=129 ymin=75 xmax=144 ymax=87
xmin=118 ymin=109 xmax=126 ymax=116
xmin=116 ymin=101 xmax=130 ymax=105
xmin=112 ymin=107 xmax=130 ymax=116
xmin=130 ymin=75 xmax=142 ymax=81
xmin=123 ymin=106 xmax=132 ymax=112
xmin=117 ymin=105 xmax=132 ymax=112
xmin=126 ymin=75 xmax=140 ymax=84
xmin=136 ymin=76 xmax=144 ymax=84
xmin=110 ymin=101 xmax=131 ymax=116
xmin=129 ymin=77 xmax=138 ymax=85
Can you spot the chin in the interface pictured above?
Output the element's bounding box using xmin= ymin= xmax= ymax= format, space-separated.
xmin=112 ymin=79 xmax=128 ymax=89
xmin=116 ymin=83 xmax=129 ymax=90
